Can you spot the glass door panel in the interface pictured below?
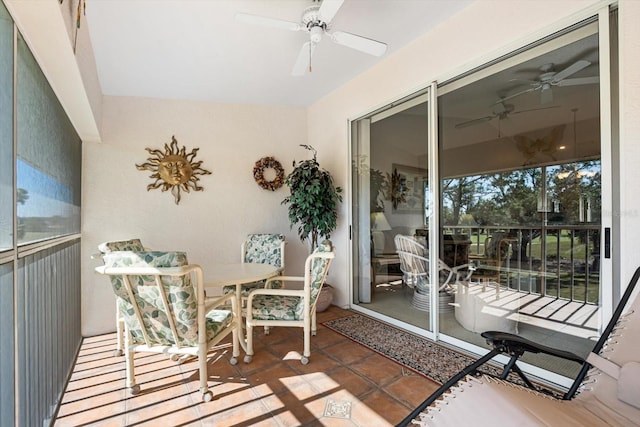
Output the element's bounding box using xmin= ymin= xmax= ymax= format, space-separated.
xmin=351 ymin=93 xmax=433 ymax=331
xmin=437 ymin=21 xmax=602 ymax=379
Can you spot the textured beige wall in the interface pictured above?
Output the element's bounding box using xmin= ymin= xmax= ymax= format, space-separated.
xmin=81 ymin=97 xmax=307 ymax=335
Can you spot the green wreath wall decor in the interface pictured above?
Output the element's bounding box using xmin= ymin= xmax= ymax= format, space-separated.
xmin=253 ymin=156 xmax=285 ymax=191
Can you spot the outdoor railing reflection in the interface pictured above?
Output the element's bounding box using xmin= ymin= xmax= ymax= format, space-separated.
xmin=443 ymin=225 xmax=601 ymax=305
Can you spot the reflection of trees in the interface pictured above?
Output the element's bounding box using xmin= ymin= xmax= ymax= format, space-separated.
xmin=443 ymin=162 xmax=600 ymax=228
xmin=17 ymin=188 xmax=29 ymax=204
xmin=442 ymin=161 xmax=601 ymax=261
xmin=442 ymin=177 xmax=482 ymax=225
xmin=17 ymin=188 xmax=28 ymax=238
xmin=549 ymin=160 xmax=601 ymax=224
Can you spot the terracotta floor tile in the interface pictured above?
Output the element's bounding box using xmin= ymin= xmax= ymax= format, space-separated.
xmin=125 ymin=394 xmax=202 ymax=426
xmin=351 ymin=389 xmax=409 ymax=427
xmin=348 ymin=353 xmax=404 ymax=386
xmin=246 ymin=362 xmax=308 ymax=395
xmin=54 ymin=306 xmax=443 ymax=426
xmin=199 ymin=399 xmax=274 ymax=427
xmin=63 ymin=370 xmax=125 ymax=394
xmin=323 ymin=366 xmax=376 ymax=398
xmin=383 ymin=374 xmax=440 ymax=408
xmin=124 ymin=378 xmax=193 ymax=410
xmin=69 ymin=359 xmax=125 ymax=381
xmin=311 ymin=327 xmax=350 ymax=349
xmin=290 ymin=350 xmax=342 ymax=374
xmin=235 ymin=350 xmax=281 ymax=376
xmin=54 ymin=393 xmax=127 ymax=427
xmin=324 ymin=339 xmax=375 ymax=365
xmin=197 ymin=382 xmax=261 ymax=418
xmin=260 ymin=387 xmax=323 ymax=427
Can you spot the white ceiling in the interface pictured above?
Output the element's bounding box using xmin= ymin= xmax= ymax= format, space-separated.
xmin=84 ymin=0 xmax=473 ymax=106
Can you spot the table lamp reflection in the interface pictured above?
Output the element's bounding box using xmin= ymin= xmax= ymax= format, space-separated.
xmin=371 ymin=212 xmax=391 ymax=255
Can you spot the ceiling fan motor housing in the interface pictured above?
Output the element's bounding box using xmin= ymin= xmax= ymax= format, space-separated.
xmin=302 ymin=5 xmax=327 ymax=42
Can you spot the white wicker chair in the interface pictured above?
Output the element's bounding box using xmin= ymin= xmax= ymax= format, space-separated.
xmin=394 ymin=234 xmax=474 ymax=311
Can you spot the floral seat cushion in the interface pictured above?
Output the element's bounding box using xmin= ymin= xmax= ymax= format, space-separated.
xmin=103 ymin=250 xmax=232 ymax=346
xmin=223 ymin=234 xmax=285 ymax=296
xmin=250 ymin=295 xmax=301 ymax=320
xmin=248 ymin=240 xmax=332 ymax=321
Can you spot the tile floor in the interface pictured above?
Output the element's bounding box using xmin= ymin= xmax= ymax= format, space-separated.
xmin=54 ymin=305 xmax=439 ymax=426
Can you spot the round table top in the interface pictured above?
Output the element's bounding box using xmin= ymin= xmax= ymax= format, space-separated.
xmin=205 ymin=262 xmax=279 ymax=287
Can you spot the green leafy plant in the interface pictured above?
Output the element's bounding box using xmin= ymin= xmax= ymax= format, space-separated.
xmin=282 ymin=145 xmax=343 ymax=251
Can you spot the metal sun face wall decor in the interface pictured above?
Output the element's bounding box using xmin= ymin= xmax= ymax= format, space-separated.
xmin=136 ymin=135 xmax=211 ymax=204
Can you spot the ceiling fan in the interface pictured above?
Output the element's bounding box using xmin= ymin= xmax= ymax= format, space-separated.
xmin=501 ymin=60 xmax=599 ymax=104
xmin=236 ymin=0 xmax=387 ymax=76
xmin=455 ymin=100 xmax=559 ymax=130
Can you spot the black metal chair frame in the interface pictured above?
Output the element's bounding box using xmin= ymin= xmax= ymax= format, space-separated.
xmin=398 ymin=266 xmax=640 ymax=426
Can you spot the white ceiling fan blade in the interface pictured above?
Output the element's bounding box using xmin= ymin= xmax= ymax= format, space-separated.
xmin=292 ymin=41 xmax=316 ymax=76
xmin=511 ymin=105 xmax=560 ymax=115
xmin=455 ymin=116 xmax=494 ymax=129
xmin=235 ymin=13 xmax=302 ymax=32
xmin=500 ymin=87 xmax=537 ymax=103
xmin=551 ymin=60 xmax=590 ymax=83
xmin=330 ymin=31 xmax=387 ymax=57
xmin=557 ymin=76 xmax=599 ymax=86
xmin=318 ymin=0 xmax=344 ymax=23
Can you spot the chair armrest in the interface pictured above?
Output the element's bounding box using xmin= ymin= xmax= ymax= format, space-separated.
xmin=481 ymin=330 xmax=584 ymax=364
xmin=248 ymin=288 xmax=305 ymax=298
xmin=204 ymin=292 xmax=235 ymax=312
xmin=265 ymin=275 xmax=304 ymax=288
xmin=452 ymin=263 xmax=475 ymax=272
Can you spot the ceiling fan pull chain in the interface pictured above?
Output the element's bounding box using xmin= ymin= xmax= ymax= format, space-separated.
xmin=309 ymin=39 xmax=313 ymax=73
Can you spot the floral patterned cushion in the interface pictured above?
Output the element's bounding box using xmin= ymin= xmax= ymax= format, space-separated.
xmin=250 ymin=295 xmax=300 ymax=320
xmin=103 ymin=251 xmax=232 ymax=347
xmin=98 ymin=239 xmax=145 ymax=253
xmin=223 ymin=234 xmax=285 ymax=296
xmin=304 ymin=240 xmax=333 ymax=310
xmin=249 ymin=240 xmax=333 ymax=321
xmin=243 ymin=233 xmax=285 ymax=266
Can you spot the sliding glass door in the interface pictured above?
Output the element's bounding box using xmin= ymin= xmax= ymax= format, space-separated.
xmin=350 ymin=7 xmax=615 ymax=384
xmin=351 ymin=92 xmax=434 ymax=334
xmin=438 ymin=19 xmax=606 ymax=380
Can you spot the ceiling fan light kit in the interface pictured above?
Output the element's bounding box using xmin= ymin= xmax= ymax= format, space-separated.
xmin=236 ymin=0 xmax=387 ymax=76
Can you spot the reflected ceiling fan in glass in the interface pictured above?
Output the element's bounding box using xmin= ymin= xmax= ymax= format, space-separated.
xmin=455 ymin=99 xmax=559 ymax=130
xmin=501 ymin=60 xmax=599 ymax=104
xmin=235 ymin=0 xmax=387 ymax=76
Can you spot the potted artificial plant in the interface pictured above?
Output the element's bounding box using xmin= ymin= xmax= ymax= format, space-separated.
xmin=282 ymin=145 xmax=343 ymax=311
xmin=282 ymin=144 xmax=343 ymax=252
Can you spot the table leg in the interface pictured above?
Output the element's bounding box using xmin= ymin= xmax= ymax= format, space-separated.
xmin=234 ymin=283 xmax=250 ymax=354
